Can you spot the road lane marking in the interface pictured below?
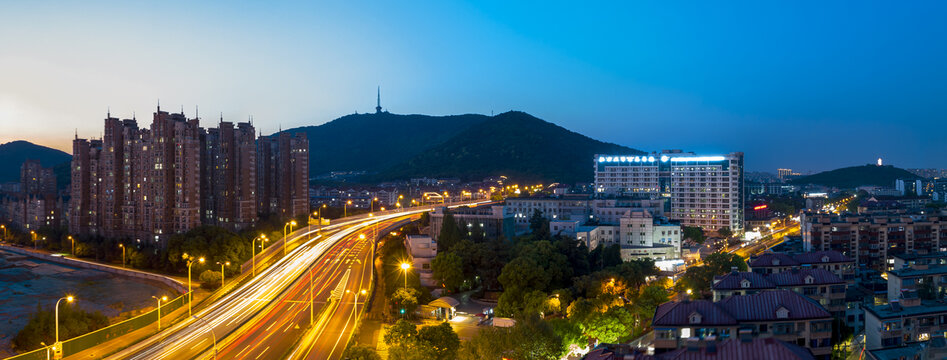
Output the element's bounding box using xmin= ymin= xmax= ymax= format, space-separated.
xmin=190 ymin=338 xmax=207 ymax=351
xmin=255 ymin=346 xmax=270 ymax=360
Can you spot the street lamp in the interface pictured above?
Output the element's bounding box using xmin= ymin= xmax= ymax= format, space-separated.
xmin=347 ymin=289 xmax=368 ymax=320
xmin=283 ymin=220 xmax=297 ymax=256
xmin=118 ymin=244 xmax=126 ymax=268
xmin=55 ymin=296 xmax=74 ymax=344
xmin=30 ymin=231 xmax=37 ymax=249
xmin=252 ymin=234 xmax=267 ymax=277
xmin=152 ymin=295 xmax=168 ymax=330
xmin=217 ymin=261 xmax=230 ymax=288
xmin=400 ymin=262 xmax=411 ymax=290
xmin=344 ymin=200 xmax=352 ymax=217
xmin=192 ymin=315 xmax=217 ymax=359
xmin=68 ymin=236 xmax=75 ymax=256
xmin=185 ymin=255 xmax=205 ymax=316
xmin=0 ymin=224 xmax=6 ymax=241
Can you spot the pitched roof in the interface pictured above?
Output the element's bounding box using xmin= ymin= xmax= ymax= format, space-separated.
xmin=767 ymin=268 xmax=844 ymax=286
xmin=712 ymin=271 xmax=775 ymax=290
xmin=718 ymin=290 xmax=831 ymax=321
xmin=748 ymin=253 xmax=799 ymax=267
xmin=653 ymin=300 xmax=738 ymax=326
xmin=658 ymin=338 xmax=815 ymax=360
xmin=793 ymin=250 xmax=852 ymax=264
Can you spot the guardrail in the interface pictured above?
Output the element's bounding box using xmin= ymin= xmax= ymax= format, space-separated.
xmin=3 ymin=294 xmax=187 ymax=360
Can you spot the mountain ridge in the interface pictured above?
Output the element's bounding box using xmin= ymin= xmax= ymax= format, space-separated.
xmin=0 ymin=141 xmax=72 ymax=183
xmin=372 ymin=111 xmax=643 ymax=184
xmin=789 ymin=164 xmax=922 ymax=188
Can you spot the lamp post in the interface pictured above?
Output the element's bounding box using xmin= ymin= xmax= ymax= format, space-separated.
xmin=192 ymin=315 xmax=217 ymax=359
xmin=217 ymin=261 xmax=230 ymax=288
xmin=400 ymin=262 xmax=411 ymax=290
xmin=186 ymin=255 xmax=205 ymax=316
xmin=152 ymin=295 xmax=167 ymax=330
xmin=348 ymin=289 xmax=367 ymax=320
xmin=398 ymin=195 xmax=404 ymax=212
xmin=252 ymin=234 xmax=267 ymax=277
xmin=118 ymin=244 xmax=126 ymax=268
xmin=31 ymin=231 xmax=37 ymax=249
xmin=344 ymin=200 xmax=352 ymax=218
xmin=283 ymin=220 xmax=297 ymax=256
xmin=68 ymin=236 xmax=75 ymax=256
xmin=1 ymin=224 xmax=6 ymax=241
xmin=55 ymin=296 xmax=74 ymax=344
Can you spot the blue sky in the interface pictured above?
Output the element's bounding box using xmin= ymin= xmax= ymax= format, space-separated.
xmin=0 ymin=1 xmax=944 ymax=172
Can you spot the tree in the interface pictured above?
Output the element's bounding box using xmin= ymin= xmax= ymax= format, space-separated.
xmin=581 ymin=306 xmax=634 ymax=343
xmin=417 ymin=322 xmax=461 ymax=360
xmin=516 ymin=240 xmax=573 ymax=290
xmin=458 ymin=315 xmax=563 ymax=360
xmin=674 ymin=265 xmax=716 ymax=297
xmin=682 ymin=226 xmax=705 ymax=244
xmin=615 ymin=258 xmax=660 ymax=291
xmin=703 ymin=252 xmax=748 ymax=273
xmin=529 ymin=209 xmax=551 ymax=239
xmin=547 ymin=318 xmax=586 ymax=357
xmin=342 ymin=345 xmax=382 ymax=360
xmin=717 ymin=227 xmax=733 ymax=238
xmin=199 ymin=270 xmax=222 ymax=290
xmin=13 ymin=303 xmax=109 ymax=351
xmin=602 ymin=244 xmax=623 ymax=269
xmin=431 ymin=252 xmax=464 ymax=292
xmin=566 ymin=297 xmax=607 ymax=325
xmin=391 ymin=288 xmax=420 ymax=317
xmin=498 ymin=256 xmax=549 ymax=293
xmin=384 ymin=319 xmax=418 ymax=347
xmin=438 ymin=211 xmax=463 ymax=253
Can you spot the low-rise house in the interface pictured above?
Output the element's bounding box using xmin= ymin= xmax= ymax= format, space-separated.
xmin=749 ymin=250 xmax=855 ymax=282
xmin=712 ymin=269 xmax=846 ymax=316
xmin=652 ymin=290 xmax=833 ymax=359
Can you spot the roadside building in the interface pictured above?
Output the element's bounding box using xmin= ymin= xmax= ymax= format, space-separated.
xmin=652 ymin=290 xmax=833 ymax=359
xmin=405 ymin=235 xmax=437 ymax=287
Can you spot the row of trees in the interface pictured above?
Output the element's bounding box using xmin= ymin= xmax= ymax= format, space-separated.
xmin=12 ymin=303 xmax=109 ymax=351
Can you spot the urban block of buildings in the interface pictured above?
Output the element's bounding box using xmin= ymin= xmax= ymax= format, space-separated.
xmin=593 ymin=150 xmax=744 ymax=232
xmin=69 ymin=108 xmax=308 ymax=242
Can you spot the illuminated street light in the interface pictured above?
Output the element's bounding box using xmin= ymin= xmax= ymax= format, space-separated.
xmin=185 ymin=255 xmax=205 ymax=316
xmin=217 ymin=261 xmax=230 ymax=288
xmin=68 ymin=235 xmax=75 ymax=256
xmin=55 ymin=295 xmax=74 ymax=343
xmin=118 ymin=243 xmax=126 ymax=268
xmin=152 ymin=295 xmax=168 ymax=330
xmin=400 ymin=262 xmax=411 ymax=290
xmin=252 ymin=234 xmax=267 ymax=277
xmin=283 ymin=220 xmax=297 ymax=256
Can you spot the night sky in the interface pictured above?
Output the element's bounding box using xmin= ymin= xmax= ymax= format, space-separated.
xmin=1 ymin=1 xmax=944 ymax=172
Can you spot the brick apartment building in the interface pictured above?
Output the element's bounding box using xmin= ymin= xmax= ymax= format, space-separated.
xmin=801 ymin=211 xmax=947 ymax=272
xmin=70 ymin=108 xmax=308 ymax=242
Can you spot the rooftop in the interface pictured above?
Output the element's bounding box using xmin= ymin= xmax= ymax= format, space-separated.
xmin=653 ymin=290 xmax=831 ymax=326
xmin=865 ymin=300 xmax=947 ymax=319
xmin=888 ymin=265 xmax=947 ymax=278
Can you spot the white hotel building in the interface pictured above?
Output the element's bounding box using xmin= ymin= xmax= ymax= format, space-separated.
xmin=594 ymin=150 xmax=744 ymax=232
